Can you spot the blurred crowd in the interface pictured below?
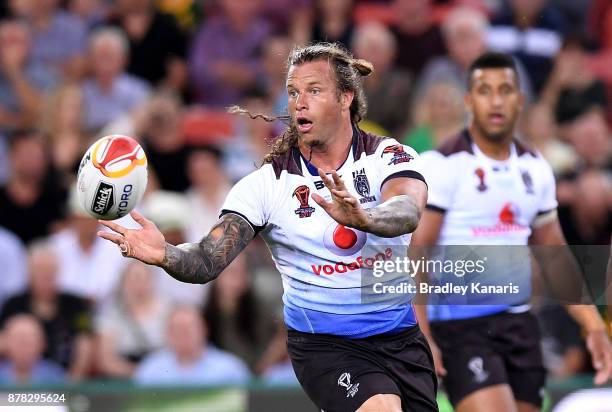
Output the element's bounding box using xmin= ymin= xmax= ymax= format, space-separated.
xmin=0 ymin=0 xmax=610 ymax=389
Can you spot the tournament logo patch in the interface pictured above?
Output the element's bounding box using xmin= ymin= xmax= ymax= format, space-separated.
xmin=475 ymin=168 xmax=487 ymax=192
xmin=293 ymin=185 xmax=315 ymax=218
xmin=521 ymin=170 xmax=534 ymax=194
xmin=352 ymin=168 xmax=376 ymax=204
xmin=381 ymin=145 xmax=413 ymax=165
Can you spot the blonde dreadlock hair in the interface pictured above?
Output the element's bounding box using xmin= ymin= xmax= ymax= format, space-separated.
xmin=228 ymin=42 xmax=373 ymax=164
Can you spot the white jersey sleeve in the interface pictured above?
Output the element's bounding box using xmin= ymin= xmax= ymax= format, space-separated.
xmin=220 ymin=168 xmax=270 ymax=231
xmin=419 ymin=150 xmax=456 ymax=212
xmin=374 ymin=138 xmax=426 ymax=189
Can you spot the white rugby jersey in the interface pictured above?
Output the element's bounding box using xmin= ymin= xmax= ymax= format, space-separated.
xmin=221 ymin=128 xmax=425 ymax=337
xmin=420 ymin=130 xmax=558 ymax=321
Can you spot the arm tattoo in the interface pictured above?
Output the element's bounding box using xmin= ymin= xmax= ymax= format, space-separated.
xmin=160 ymin=213 xmax=255 ymax=284
xmin=364 ymin=194 xmax=421 ymax=238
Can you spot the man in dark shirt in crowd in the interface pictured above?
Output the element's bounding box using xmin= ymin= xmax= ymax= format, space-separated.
xmin=0 ymin=242 xmax=93 ymax=380
xmin=0 ymin=129 xmax=67 ymax=244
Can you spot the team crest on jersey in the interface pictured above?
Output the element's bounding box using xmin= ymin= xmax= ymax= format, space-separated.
xmin=352 ymin=168 xmax=376 ymax=204
xmin=475 ymin=168 xmax=487 ymax=192
xmin=381 ymin=145 xmax=413 ymax=165
xmin=293 ymin=185 xmax=315 ymax=218
xmin=521 ymin=170 xmax=534 ymax=194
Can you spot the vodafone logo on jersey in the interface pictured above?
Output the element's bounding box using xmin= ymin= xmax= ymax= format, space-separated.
xmin=310 ymin=223 xmax=390 ymax=276
xmin=323 ymin=223 xmax=367 ymax=256
xmin=471 ymin=202 xmax=529 ymax=236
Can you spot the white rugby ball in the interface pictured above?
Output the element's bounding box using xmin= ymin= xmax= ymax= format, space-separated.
xmin=76 ymin=135 xmax=148 ymax=220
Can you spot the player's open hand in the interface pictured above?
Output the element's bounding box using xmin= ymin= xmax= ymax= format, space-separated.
xmin=586 ymin=329 xmax=612 ymax=385
xmin=312 ymin=169 xmax=370 ymax=230
xmin=97 ymin=210 xmax=166 ymax=266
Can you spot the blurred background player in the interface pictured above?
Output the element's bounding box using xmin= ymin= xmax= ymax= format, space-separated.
xmin=412 ymin=52 xmax=612 ymax=412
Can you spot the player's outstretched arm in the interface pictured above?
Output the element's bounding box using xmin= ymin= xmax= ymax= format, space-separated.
xmin=98 ymin=211 xmax=255 ymax=284
xmin=312 ymin=169 xmax=427 ymax=238
xmin=162 ymin=213 xmax=255 ymax=284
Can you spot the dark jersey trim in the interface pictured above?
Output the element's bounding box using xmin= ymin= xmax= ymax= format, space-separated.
xmin=425 ymin=204 xmax=446 ymax=214
xmin=219 ymin=209 xmax=265 ymax=235
xmin=380 ymin=170 xmax=427 ymax=190
xmin=536 ymin=208 xmax=556 ymax=216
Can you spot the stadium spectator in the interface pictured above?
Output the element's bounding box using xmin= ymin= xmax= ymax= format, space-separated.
xmin=0 ymin=242 xmax=93 ymax=380
xmin=188 ymin=0 xmax=271 ymax=106
xmin=488 ymin=0 xmax=570 ymax=94
xmin=8 ymin=0 xmax=88 ymax=79
xmin=67 ymin=0 xmax=108 ymax=29
xmin=556 ymin=107 xmax=612 ymax=245
xmin=0 ymin=129 xmax=67 ymax=244
xmin=95 ymin=261 xmax=171 ymax=378
xmin=203 ymin=255 xmax=278 ymax=370
xmin=138 ymin=92 xmax=190 ymax=192
xmin=0 ymin=314 xmax=65 ymax=385
xmin=418 ymin=7 xmax=533 ymax=102
xmin=223 ymin=90 xmax=278 ymax=181
xmin=51 ymin=190 xmax=126 ymax=306
xmin=260 ymin=34 xmax=292 ymax=117
xmin=134 ymin=305 xmax=251 ymax=385
xmin=82 ymin=27 xmax=150 ymax=134
xmin=390 ymin=0 xmax=446 ymax=77
xmin=40 ymin=83 xmax=87 ymax=175
xmin=185 ymin=146 xmax=231 ymax=243
xmin=0 ymin=227 xmax=27 ymax=309
xmin=523 ymin=103 xmax=577 ymax=176
xmin=402 ymin=82 xmax=464 ymax=153
xmin=542 ymin=36 xmax=608 ymax=115
xmin=308 ymin=0 xmax=355 ymax=49
xmin=106 ymin=0 xmax=188 ymax=94
xmin=0 ymin=19 xmax=55 ymax=134
xmin=141 ymin=191 xmax=209 ymax=307
xmin=352 ymin=21 xmax=413 ymax=137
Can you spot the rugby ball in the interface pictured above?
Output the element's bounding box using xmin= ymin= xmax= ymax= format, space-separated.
xmin=76 ymin=135 xmax=148 ymax=220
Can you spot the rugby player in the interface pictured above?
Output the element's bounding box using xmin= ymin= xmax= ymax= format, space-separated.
xmin=97 ymin=43 xmax=436 ymax=412
xmin=412 ymin=52 xmax=612 ymax=412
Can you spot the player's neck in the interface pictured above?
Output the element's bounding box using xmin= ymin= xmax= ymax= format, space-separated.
xmin=298 ymin=121 xmax=353 ymax=172
xmin=469 ymin=125 xmax=512 ymax=161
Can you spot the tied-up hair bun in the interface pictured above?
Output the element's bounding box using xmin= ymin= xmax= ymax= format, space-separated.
xmin=350 ymin=58 xmax=374 ymax=77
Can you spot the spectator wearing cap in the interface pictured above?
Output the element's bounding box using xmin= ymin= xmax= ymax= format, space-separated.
xmin=0 ymin=242 xmax=93 ymax=380
xmin=0 ymin=314 xmax=65 ymax=385
xmin=134 ymin=305 xmax=251 ymax=386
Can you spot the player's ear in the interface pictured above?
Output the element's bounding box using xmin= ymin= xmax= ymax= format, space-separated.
xmin=517 ymin=92 xmax=525 ymax=113
xmin=464 ymin=93 xmax=473 ymax=115
xmin=341 ymin=90 xmax=354 ymax=112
